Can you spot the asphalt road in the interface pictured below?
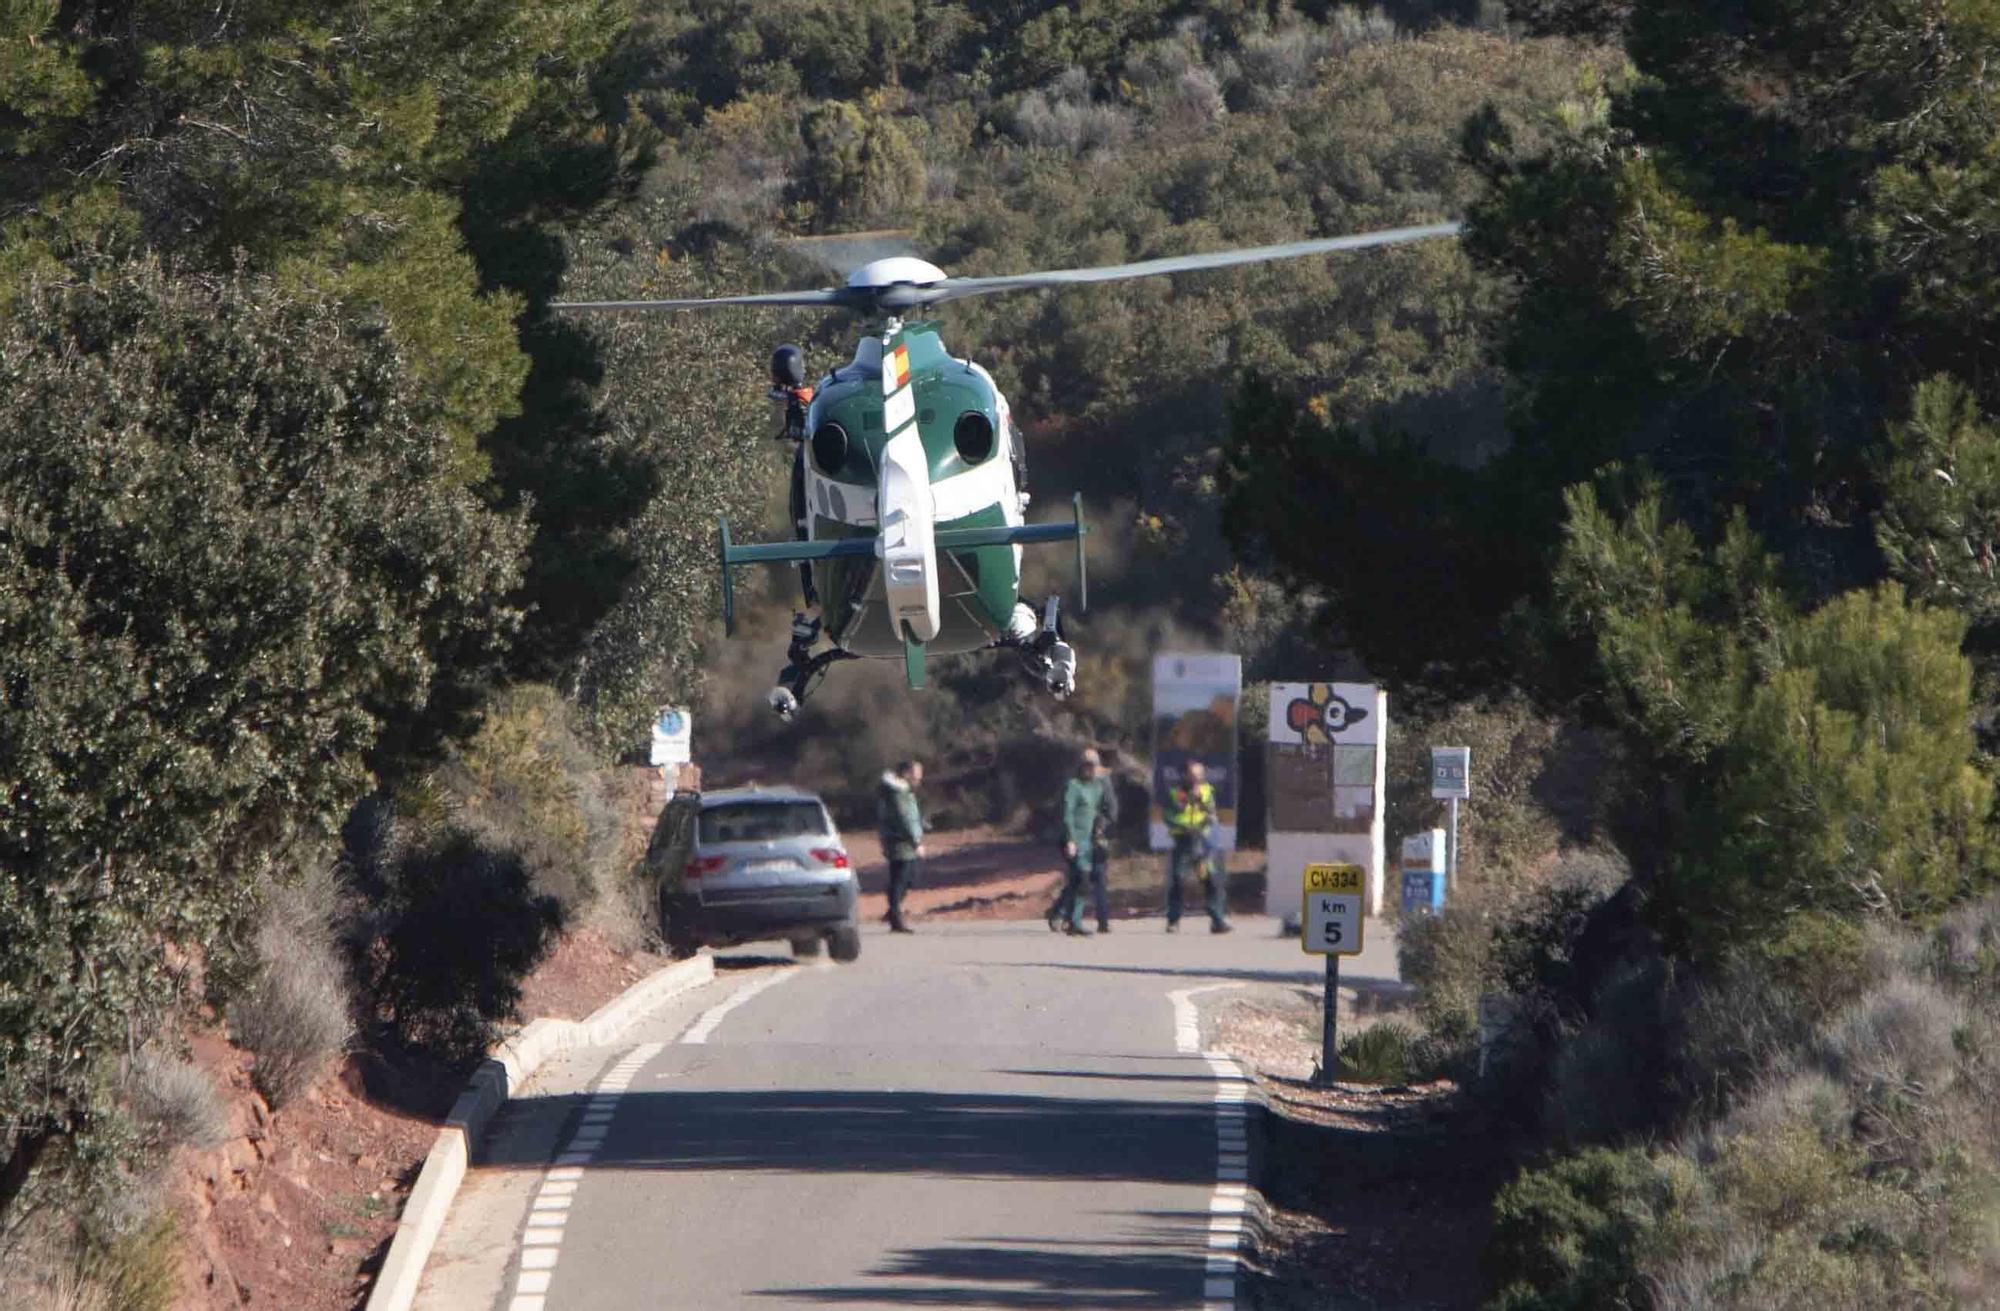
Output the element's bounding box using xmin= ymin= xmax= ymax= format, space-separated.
xmin=414 ymin=915 xmax=1403 ymax=1311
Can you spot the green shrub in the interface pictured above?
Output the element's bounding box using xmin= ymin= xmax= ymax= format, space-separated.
xmin=1926 ymin=895 xmax=2000 ymax=1003
xmin=788 ymin=101 xmax=924 ymax=231
xmin=439 ymin=683 xmax=618 ymax=920
xmin=369 ymin=830 xmax=563 ymax=1066
xmin=1487 ymin=1148 xmax=1698 ymax=1311
xmin=1383 ymin=694 xmax=1568 ymax=888
xmin=1752 ymin=912 xmax=1876 ymax=1021
xmin=1542 ymin=955 xmax=1684 ymax=1146
xmin=1339 ymin=1021 xmax=1417 ymax=1085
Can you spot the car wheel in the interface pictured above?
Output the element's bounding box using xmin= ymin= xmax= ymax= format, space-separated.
xmin=828 ymin=924 xmax=861 ymax=963
xmin=791 ymin=934 xmax=824 ymax=959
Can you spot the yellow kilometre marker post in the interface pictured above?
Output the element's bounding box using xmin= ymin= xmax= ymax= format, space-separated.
xmin=1302 ymin=863 xmax=1365 ymax=1086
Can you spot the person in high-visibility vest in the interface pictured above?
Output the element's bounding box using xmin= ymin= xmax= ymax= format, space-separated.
xmin=1164 ymin=760 xmax=1231 ymax=933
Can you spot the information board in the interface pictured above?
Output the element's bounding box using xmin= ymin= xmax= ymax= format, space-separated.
xmin=1430 ymin=746 xmax=1470 ymax=800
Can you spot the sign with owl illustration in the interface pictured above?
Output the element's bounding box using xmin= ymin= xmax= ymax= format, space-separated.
xmin=1268 ymin=682 xmax=1379 ymax=834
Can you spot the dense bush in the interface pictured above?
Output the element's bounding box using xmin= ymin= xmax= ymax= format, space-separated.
xmin=1397 ymin=843 xmax=1629 ymax=1081
xmin=1487 ymin=892 xmax=2000 ymax=1308
xmin=0 ymin=258 xmax=525 ymax=1223
xmin=432 ymin=685 xmax=621 ymax=914
xmin=1487 ymin=1148 xmax=1697 ymax=1311
xmin=366 ymin=832 xmax=564 ymax=1066
xmin=1338 ymin=1021 xmax=1418 ymax=1085
xmin=1385 ymin=696 xmax=1565 ymax=876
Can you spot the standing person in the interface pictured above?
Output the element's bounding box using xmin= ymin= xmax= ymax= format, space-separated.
xmin=877 ymin=759 xmax=925 ymax=933
xmin=1165 ymin=759 xmax=1232 ymax=934
xmin=1056 ymin=748 xmax=1110 ymax=937
xmin=1088 ymin=753 xmax=1119 ymax=934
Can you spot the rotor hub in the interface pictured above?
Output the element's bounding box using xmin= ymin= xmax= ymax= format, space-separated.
xmin=844 ymin=256 xmax=948 ymax=292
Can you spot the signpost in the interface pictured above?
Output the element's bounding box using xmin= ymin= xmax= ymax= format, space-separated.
xmin=1399 ymin=829 xmax=1447 ymax=916
xmin=650 ymin=707 xmax=692 ymax=770
xmin=1429 ymin=746 xmax=1470 ymax=894
xmin=1302 ymin=862 xmax=1365 ymax=1085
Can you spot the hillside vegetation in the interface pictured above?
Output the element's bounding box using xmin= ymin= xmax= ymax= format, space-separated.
xmin=11 ymin=0 xmax=2000 ymax=1306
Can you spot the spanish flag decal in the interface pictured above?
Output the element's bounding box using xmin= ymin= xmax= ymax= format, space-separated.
xmin=888 ymin=343 xmax=911 ymax=390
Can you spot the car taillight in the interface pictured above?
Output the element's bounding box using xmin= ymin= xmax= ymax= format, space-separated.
xmin=810 ymin=847 xmax=850 ymax=869
xmin=683 ymin=856 xmax=727 ymax=879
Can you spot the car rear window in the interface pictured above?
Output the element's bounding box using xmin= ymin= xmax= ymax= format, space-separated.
xmin=698 ymin=801 xmax=829 ymax=844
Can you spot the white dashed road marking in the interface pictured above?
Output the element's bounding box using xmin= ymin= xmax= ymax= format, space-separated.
xmin=500 ymin=967 xmax=798 ymax=1310
xmin=502 ymin=1042 xmax=663 ymax=1311
xmin=1169 ymin=984 xmax=1256 ymax=1311
xmin=680 ymin=967 xmax=796 ymax=1045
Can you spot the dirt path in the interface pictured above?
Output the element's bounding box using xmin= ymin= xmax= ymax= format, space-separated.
xmin=846 ymin=827 xmax=1272 ymax=925
xmin=846 ymin=825 xmax=1065 ymax=922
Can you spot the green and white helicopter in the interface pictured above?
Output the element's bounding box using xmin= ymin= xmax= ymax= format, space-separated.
xmin=556 ymin=222 xmax=1457 ymax=720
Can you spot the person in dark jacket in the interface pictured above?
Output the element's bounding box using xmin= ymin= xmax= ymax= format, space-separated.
xmin=877 ymin=759 xmax=925 ymax=933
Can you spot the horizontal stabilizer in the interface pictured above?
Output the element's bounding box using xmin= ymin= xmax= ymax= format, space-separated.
xmin=717 ymin=494 xmax=1093 ymax=636
xmin=932 ymin=522 xmax=1078 ymax=550
xmin=723 ymin=536 xmax=881 ymax=564
xmin=719 ymin=518 xmax=879 ymax=636
xmin=934 ymin=494 xmax=1089 ymax=611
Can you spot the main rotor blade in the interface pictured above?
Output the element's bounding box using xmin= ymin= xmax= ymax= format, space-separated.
xmin=880 ymin=222 xmax=1462 ymax=310
xmin=552 ymin=221 xmax=1462 ymax=316
xmin=551 ymin=289 xmax=856 ymax=312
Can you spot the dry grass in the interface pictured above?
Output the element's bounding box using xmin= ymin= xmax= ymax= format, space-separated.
xmin=0 ymin=1270 xmax=109 ymax=1311
xmin=230 ymin=917 xmax=353 ymax=1108
xmin=125 ymin=1046 xmax=228 ymax=1152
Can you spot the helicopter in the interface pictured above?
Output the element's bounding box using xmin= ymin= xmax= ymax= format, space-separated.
xmin=555 ymin=222 xmax=1460 ymax=720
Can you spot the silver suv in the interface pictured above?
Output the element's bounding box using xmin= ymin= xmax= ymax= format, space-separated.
xmin=663 ymin=786 xmax=861 ymax=962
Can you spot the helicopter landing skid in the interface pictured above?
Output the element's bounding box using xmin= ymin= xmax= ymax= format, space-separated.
xmin=768 ymin=643 xmax=859 ymax=722
xmin=997 ymin=596 xmax=1076 ymax=701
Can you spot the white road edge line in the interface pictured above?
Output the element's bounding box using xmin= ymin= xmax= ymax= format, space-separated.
xmin=503 ymin=1040 xmax=665 ymax=1309
xmin=1167 ymin=983 xmax=1255 ymax=1311
xmin=681 ymin=967 xmax=797 ymax=1045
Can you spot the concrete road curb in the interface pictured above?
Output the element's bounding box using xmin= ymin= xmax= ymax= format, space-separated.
xmin=364 ymin=952 xmax=717 ymax=1311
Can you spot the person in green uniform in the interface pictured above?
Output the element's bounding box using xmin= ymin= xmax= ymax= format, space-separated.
xmin=877 ymin=758 xmax=925 ymax=932
xmin=1054 ymin=748 xmax=1111 ymax=936
xmin=1165 ymin=759 xmax=1231 ymax=933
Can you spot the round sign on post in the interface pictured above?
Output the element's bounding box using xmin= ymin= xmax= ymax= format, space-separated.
xmin=650 ymin=707 xmax=692 ymax=768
